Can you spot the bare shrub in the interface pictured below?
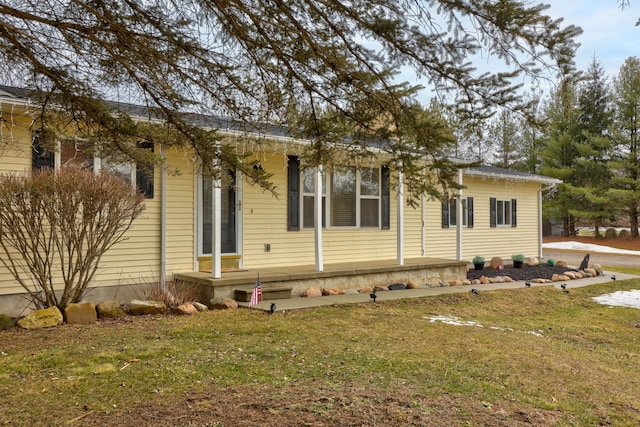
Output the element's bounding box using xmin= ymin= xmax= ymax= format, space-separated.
xmin=136 ymin=277 xmax=200 ymax=309
xmin=0 ymin=167 xmax=145 ymax=310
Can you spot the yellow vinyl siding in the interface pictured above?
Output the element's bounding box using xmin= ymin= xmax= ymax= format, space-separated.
xmin=241 ymin=153 xmax=404 ymax=268
xmin=424 ymin=176 xmax=541 ymax=262
xmin=164 ymin=147 xmax=196 ymax=273
xmin=0 ymin=121 xmax=32 ymax=173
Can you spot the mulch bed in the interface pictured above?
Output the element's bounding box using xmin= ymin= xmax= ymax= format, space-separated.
xmin=467 ymin=264 xmax=576 ymax=281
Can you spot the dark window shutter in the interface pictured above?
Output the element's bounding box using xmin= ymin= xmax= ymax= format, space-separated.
xmin=441 ymin=201 xmax=449 ymax=228
xmin=136 ymin=142 xmax=154 ymax=198
xmin=381 ymin=165 xmax=390 ymax=230
xmin=490 ymin=197 xmax=497 ymax=228
xmin=511 ymin=198 xmax=517 ymax=227
xmin=287 ymin=156 xmax=300 ymax=231
xmin=467 ymin=197 xmax=474 ymax=228
xmin=32 ymin=132 xmax=54 ymax=170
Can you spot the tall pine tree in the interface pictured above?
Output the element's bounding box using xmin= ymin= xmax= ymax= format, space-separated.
xmin=611 ymin=57 xmax=640 ymax=236
xmin=572 ymin=58 xmax=614 ymax=237
xmin=540 ymin=77 xmax=581 ymax=236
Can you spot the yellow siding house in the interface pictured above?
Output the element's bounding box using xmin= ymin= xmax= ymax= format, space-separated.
xmin=0 ymin=86 xmax=560 ymax=314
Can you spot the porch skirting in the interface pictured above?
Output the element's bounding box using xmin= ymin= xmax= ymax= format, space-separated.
xmin=174 ymin=257 xmax=468 ymax=303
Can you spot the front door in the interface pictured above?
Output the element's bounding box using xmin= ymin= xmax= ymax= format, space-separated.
xmin=202 ymin=172 xmax=237 ymax=255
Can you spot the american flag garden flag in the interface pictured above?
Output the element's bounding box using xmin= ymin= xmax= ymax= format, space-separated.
xmin=249 ymin=275 xmax=262 ymax=306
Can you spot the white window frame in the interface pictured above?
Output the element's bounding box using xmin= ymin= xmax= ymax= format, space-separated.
xmin=55 ymin=138 xmax=137 ymax=188
xmin=448 ymin=198 xmax=468 ymax=227
xmin=496 ymin=199 xmax=512 ymax=226
xmin=301 ymin=166 xmax=381 ymax=229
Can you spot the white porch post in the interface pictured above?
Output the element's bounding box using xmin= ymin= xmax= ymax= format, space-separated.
xmin=160 ymin=144 xmax=167 ymax=291
xmin=397 ymin=168 xmax=404 ymax=266
xmin=315 ymin=166 xmax=324 ymax=272
xmin=211 ymin=179 xmax=222 ymax=279
xmin=456 ymin=168 xmax=463 ymax=261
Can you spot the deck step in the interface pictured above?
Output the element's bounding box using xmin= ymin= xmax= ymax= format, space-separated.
xmin=234 ymin=286 xmax=293 ymax=302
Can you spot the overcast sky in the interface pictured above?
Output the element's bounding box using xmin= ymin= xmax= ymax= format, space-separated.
xmin=408 ymin=2 xmax=639 ymax=103
xmin=545 ymin=0 xmax=638 ymax=79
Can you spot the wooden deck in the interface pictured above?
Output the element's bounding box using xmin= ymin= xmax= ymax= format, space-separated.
xmin=174 ymin=257 xmax=468 ymax=303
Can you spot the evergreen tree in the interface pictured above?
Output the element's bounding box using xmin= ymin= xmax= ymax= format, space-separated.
xmin=517 ymin=90 xmax=546 ymax=174
xmin=489 ymin=110 xmax=521 ymax=168
xmin=540 ymin=77 xmax=582 ymax=236
xmin=611 ymin=57 xmax=640 ymax=236
xmin=573 ymin=57 xmax=614 ymax=237
xmin=0 ymin=1 xmax=581 ymax=200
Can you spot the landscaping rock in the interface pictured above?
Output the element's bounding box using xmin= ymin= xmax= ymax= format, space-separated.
xmin=526 ymin=257 xmax=540 ymax=267
xmin=425 ymin=278 xmax=441 ymax=288
xmin=373 ymin=286 xmax=389 ymax=292
xmin=448 ymin=279 xmax=463 ymax=286
xmin=358 ymin=286 xmax=374 ymax=293
xmin=551 ymin=274 xmax=570 ymax=282
xmin=96 ymin=300 xmax=127 ymax=319
xmin=322 ymin=288 xmax=345 ymax=296
xmin=556 ymin=260 xmax=568 ymax=268
xmin=174 ymin=302 xmax=198 ymax=315
xmin=64 ymin=302 xmax=97 ymax=325
xmin=128 ymin=299 xmax=167 ymax=316
xmin=406 ymin=281 xmax=421 ymax=289
xmin=0 ymin=314 xmax=14 ymax=330
xmin=388 ymin=283 xmax=407 ymax=290
xmin=17 ymin=306 xmax=63 ymax=329
xmin=210 ymin=298 xmax=238 ymax=310
xmin=480 ymin=276 xmax=490 ymax=284
xmin=191 ymin=302 xmax=208 ymax=312
xmin=302 ymin=287 xmax=322 ymax=298
xmin=490 ymin=257 xmax=504 ymax=270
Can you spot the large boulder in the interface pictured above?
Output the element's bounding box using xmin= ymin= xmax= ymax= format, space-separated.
xmin=128 ymin=299 xmax=167 ymax=316
xmin=64 ymin=302 xmax=97 ymax=325
xmin=96 ymin=300 xmax=127 ymax=319
xmin=17 ymin=306 xmax=63 ymax=329
xmin=210 ymin=297 xmax=238 ymax=310
xmin=191 ymin=302 xmax=209 ymax=312
xmin=490 ymin=257 xmax=504 ymax=270
xmin=174 ymin=302 xmax=198 ymax=315
xmin=0 ymin=314 xmax=14 ymax=330
xmin=526 ymin=257 xmax=540 ymax=267
xmin=302 ymin=287 xmax=322 ymax=298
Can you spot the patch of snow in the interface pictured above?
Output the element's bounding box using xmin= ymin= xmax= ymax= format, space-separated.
xmin=542 ymin=241 xmax=640 ymax=256
xmin=425 ymin=315 xmax=482 ymax=327
xmin=592 ymin=290 xmax=640 ymax=309
xmin=424 ymin=315 xmax=543 ymax=336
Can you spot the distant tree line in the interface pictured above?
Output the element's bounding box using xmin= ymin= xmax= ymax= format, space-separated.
xmin=445 ymin=56 xmax=640 ymax=238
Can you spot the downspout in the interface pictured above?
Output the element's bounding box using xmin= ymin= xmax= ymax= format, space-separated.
xmin=538 ymin=185 xmax=543 ymax=259
xmin=160 ymin=144 xmax=167 ymax=291
xmin=456 ymin=169 xmax=463 ymax=261
xmin=421 ymin=193 xmax=426 ymax=257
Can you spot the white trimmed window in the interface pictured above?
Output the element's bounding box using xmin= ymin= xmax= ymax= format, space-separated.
xmin=32 ymin=136 xmax=154 ymax=198
xmin=442 ymin=197 xmax=474 ymax=228
xmin=301 ymin=166 xmax=381 ymax=229
xmin=490 ymin=198 xmax=517 ymax=227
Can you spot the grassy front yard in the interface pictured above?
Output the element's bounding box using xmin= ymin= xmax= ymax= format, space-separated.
xmin=2 ymin=276 xmax=640 ymax=426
